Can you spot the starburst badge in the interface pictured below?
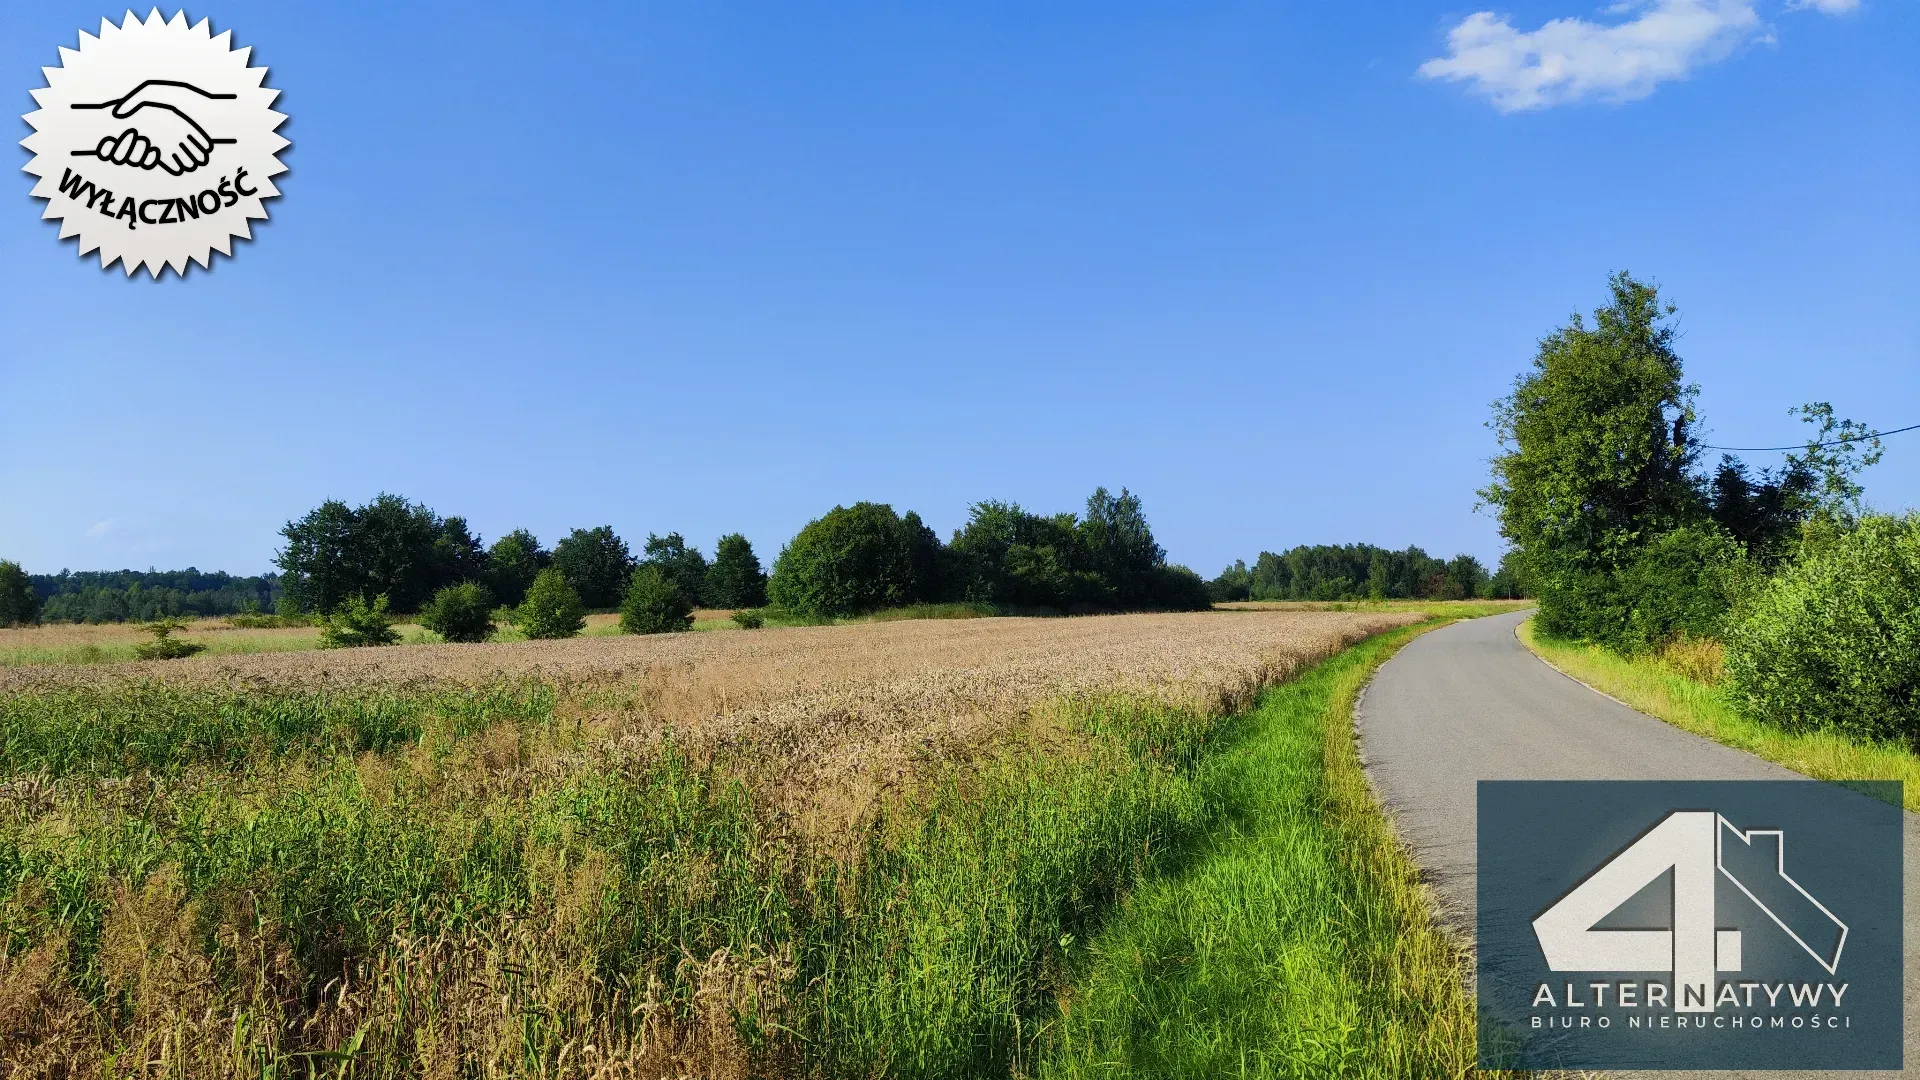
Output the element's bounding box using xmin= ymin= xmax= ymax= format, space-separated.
xmin=21 ymin=10 xmax=288 ymax=277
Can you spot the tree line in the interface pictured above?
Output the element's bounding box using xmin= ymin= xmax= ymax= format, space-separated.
xmin=0 ymin=567 xmax=281 ymax=626
xmin=1205 ymin=543 xmax=1525 ymax=603
xmin=254 ymin=484 xmax=1211 ymax=640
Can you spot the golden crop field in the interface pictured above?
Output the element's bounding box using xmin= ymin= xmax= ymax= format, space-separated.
xmin=0 ymin=609 xmax=1421 ymax=1078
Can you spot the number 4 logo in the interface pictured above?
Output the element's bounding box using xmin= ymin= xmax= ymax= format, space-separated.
xmin=1532 ymin=811 xmax=1847 ymax=1012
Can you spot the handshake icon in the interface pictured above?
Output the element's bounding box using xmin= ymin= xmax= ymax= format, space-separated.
xmin=70 ymin=79 xmax=238 ymax=176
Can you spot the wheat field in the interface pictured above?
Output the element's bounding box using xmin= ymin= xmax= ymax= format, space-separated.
xmin=0 ymin=610 xmax=1419 ymax=1078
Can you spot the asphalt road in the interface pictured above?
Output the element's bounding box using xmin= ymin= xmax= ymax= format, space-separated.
xmin=1354 ymin=608 xmax=1915 ymax=1079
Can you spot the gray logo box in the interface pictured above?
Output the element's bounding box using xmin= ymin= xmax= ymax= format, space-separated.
xmin=1478 ymin=780 xmax=1902 ymax=1071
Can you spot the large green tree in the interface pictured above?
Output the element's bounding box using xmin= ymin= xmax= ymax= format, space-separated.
xmin=1078 ymin=487 xmax=1164 ymax=608
xmin=276 ymin=494 xmax=483 ymax=614
xmin=1480 ymin=273 xmax=1706 ymax=638
xmin=704 ymin=533 xmax=768 ymax=608
xmin=641 ymin=533 xmax=710 ymax=608
xmin=0 ymin=560 xmax=40 ymax=626
xmin=551 ymin=526 xmax=634 ymax=609
xmin=485 ymin=529 xmax=549 ymax=609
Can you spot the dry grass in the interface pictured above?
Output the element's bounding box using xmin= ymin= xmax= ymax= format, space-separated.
xmin=1 ymin=611 xmax=1418 ymax=832
xmin=0 ymin=610 xmax=1426 ymax=1078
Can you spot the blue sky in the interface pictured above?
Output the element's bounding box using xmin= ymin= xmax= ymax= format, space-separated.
xmin=3 ymin=1 xmax=1915 ymax=577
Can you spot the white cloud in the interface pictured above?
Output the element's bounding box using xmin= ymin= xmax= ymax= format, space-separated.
xmin=1419 ymin=0 xmax=1779 ymax=111
xmin=84 ymin=519 xmax=113 ymax=539
xmin=1789 ymin=0 xmax=1858 ymax=12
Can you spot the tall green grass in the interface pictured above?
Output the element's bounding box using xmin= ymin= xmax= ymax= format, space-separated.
xmin=0 ymin=676 xmax=1228 ymax=1075
xmin=1036 ymin=625 xmax=1482 ymax=1079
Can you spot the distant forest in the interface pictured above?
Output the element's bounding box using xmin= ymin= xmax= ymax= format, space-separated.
xmin=1207 ymin=543 xmax=1526 ymax=602
xmin=29 ymin=569 xmax=281 ymax=624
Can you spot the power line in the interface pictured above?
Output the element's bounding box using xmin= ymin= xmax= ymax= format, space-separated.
xmin=1698 ymin=422 xmax=1920 ymax=453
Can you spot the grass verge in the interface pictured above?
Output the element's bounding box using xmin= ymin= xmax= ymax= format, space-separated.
xmin=1517 ymin=618 xmax=1920 ymax=812
xmin=1036 ymin=620 xmax=1484 ymax=1079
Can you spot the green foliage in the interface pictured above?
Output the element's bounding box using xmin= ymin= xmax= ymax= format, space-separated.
xmin=225 ymin=611 xmax=308 ymax=629
xmin=1211 ymin=543 xmax=1485 ymax=602
xmin=1482 ymin=549 xmax=1532 ymax=600
xmin=706 ymin=533 xmax=769 ymax=608
xmin=730 ymin=608 xmax=765 ymax=629
xmin=515 ymin=567 xmax=586 ymax=639
xmin=0 ymin=560 xmax=39 ymax=627
xmin=28 ymin=567 xmax=280 ymax=624
xmin=276 ymin=494 xmax=485 ymax=615
xmin=1078 ymin=487 xmax=1164 ymax=608
xmin=419 ymin=581 xmax=496 ymax=643
xmin=318 ymin=593 xmax=402 ymax=648
xmin=1706 ymin=404 xmax=1885 ymax=567
xmin=1724 ymin=515 xmax=1920 ymax=745
xmin=1207 ymin=559 xmax=1252 ymax=603
xmin=768 ymin=502 xmax=942 ymax=618
xmin=1538 ymin=525 xmax=1751 ymax=653
xmin=1147 ymin=565 xmax=1214 ymax=612
xmin=130 ymin=620 xmax=206 ymax=661
xmin=618 ymin=564 xmax=694 ymax=634
xmin=949 ymin=490 xmax=1195 ymax=613
xmin=950 ymin=501 xmax=1110 ymax=611
xmin=1481 ymin=273 xmax=1702 ymax=640
xmin=484 ymin=528 xmax=548 ymax=609
xmin=641 ymin=532 xmax=709 ymax=607
xmin=551 ymin=525 xmax=633 ymax=609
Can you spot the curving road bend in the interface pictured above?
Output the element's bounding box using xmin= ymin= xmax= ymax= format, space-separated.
xmin=1354 ymin=608 xmax=1916 ymax=1079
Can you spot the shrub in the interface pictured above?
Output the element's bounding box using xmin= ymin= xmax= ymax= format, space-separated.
xmin=419 ymin=582 xmax=495 ymax=643
xmin=1724 ymin=515 xmax=1920 ymax=744
xmin=1536 ymin=526 xmax=1749 ymax=653
xmin=516 ymin=568 xmax=586 ymax=640
xmin=1147 ymin=564 xmax=1214 ymax=611
xmin=132 ymin=620 xmax=206 ymax=660
xmin=768 ymin=503 xmax=938 ymax=619
xmin=730 ymin=609 xmax=765 ymax=629
xmin=0 ymin=560 xmax=39 ymax=626
xmin=318 ymin=594 xmax=401 ymax=649
xmin=619 ymin=565 xmax=693 ymax=635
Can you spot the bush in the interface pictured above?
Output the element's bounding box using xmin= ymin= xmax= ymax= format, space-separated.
xmin=318 ymin=594 xmax=401 ymax=649
xmin=730 ymin=609 xmax=765 ymax=629
xmin=516 ymin=568 xmax=586 ymax=640
xmin=619 ymin=565 xmax=693 ymax=634
xmin=1147 ymin=564 xmax=1214 ymax=611
xmin=0 ymin=560 xmax=39 ymax=626
xmin=1724 ymin=515 xmax=1920 ymax=744
xmin=1537 ymin=526 xmax=1749 ymax=653
xmin=419 ymin=582 xmax=495 ymax=643
xmin=132 ymin=620 xmax=206 ymax=660
xmin=768 ymin=503 xmax=938 ymax=619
